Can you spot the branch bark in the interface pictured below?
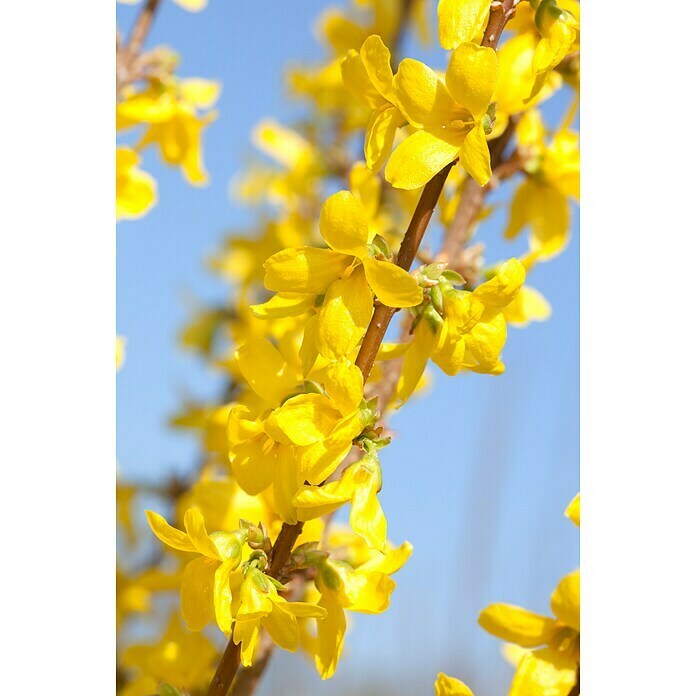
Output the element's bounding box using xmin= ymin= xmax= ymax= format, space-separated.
xmin=116 ymin=0 xmax=163 ymax=95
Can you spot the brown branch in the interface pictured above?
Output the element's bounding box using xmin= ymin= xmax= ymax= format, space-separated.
xmin=116 ymin=0 xmax=163 ymax=95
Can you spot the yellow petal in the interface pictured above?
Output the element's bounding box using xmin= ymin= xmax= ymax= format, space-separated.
xmin=323 ymin=358 xmax=364 ymax=415
xmin=362 ymin=256 xmax=423 ymax=307
xmin=393 ymin=59 xmax=459 ymax=129
xmin=550 ymin=570 xmax=580 ymax=631
xmin=184 ymin=508 xmax=221 ymax=560
xmin=299 ymin=313 xmax=320 ymax=376
xmin=272 ymin=445 xmax=302 ymax=524
xmin=446 ymin=43 xmax=498 ymax=120
xmin=180 ymin=78 xmax=220 ymax=109
xmin=341 ymin=49 xmax=383 ymax=110
xmin=509 ymin=648 xmax=578 ymax=696
xmin=173 ymin=0 xmax=207 ymax=11
xmin=360 ymin=35 xmax=395 ymax=102
xmin=314 ymin=594 xmax=346 ymax=679
xmin=284 ymin=601 xmax=328 ymax=619
xmin=251 ymin=292 xmax=315 ymax=319
xmin=458 ymin=123 xmax=492 ymax=187
xmin=145 ymin=510 xmax=196 ymax=553
xmin=565 ymin=494 xmax=580 ymax=527
xmin=504 ymin=286 xmax=552 ymax=327
xmin=272 ymin=394 xmax=341 ymax=446
xmin=365 ymin=106 xmax=402 ymax=172
xmin=235 ymin=337 xmax=297 ymax=403
xmin=464 ymin=313 xmax=507 ymax=372
xmin=397 ymin=320 xmax=439 ymax=404
xmin=294 ymin=479 xmax=354 ymax=521
xmin=386 ymin=130 xmax=461 ymax=191
xmin=320 ymin=190 xmax=370 ymax=258
xmin=478 ymin=604 xmax=557 ymax=647
xmin=264 ymin=246 xmax=351 ymax=294
xmin=437 ymin=0 xmax=491 ymax=50
xmin=181 ymin=557 xmax=217 ymax=631
xmin=213 ymin=560 xmax=235 ymax=633
xmin=230 ymin=435 xmax=275 ymax=495
xmin=435 ymin=672 xmax=475 ymax=696
xmin=349 ymin=459 xmax=387 ymax=551
xmin=317 ymin=269 xmax=374 ymax=360
xmin=262 ymin=602 xmax=300 ymax=652
xmin=297 ymin=428 xmax=356 ymax=485
xmin=473 ymin=258 xmax=526 ymax=310
xmin=233 ymin=619 xmax=260 ymax=667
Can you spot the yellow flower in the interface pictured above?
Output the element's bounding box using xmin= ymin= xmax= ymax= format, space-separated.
xmin=313 ymin=541 xmax=412 ymax=678
xmin=228 ymin=339 xmax=366 ymax=521
xmin=146 ymin=508 xmax=246 ymax=633
xmin=341 ymin=35 xmax=407 ymax=171
xmin=434 ymin=672 xmax=475 ymax=696
xmin=479 ymin=570 xmax=580 ymax=696
xmin=116 ymin=147 xmax=157 ymax=220
xmin=529 ymin=0 xmax=579 ymax=99
xmin=118 ymin=78 xmax=219 ymax=185
xmin=386 ymin=42 xmax=498 ymax=189
xmin=503 ymin=285 xmax=551 ymax=327
xmin=397 ymin=259 xmax=526 ymax=404
xmin=320 ymin=0 xmax=401 ymax=56
xmin=505 ymin=109 xmax=579 ymax=260
xmin=261 ymin=190 xmax=422 ymax=360
xmin=232 ymin=567 xmax=327 ymax=667
xmin=120 ymin=614 xmax=216 ymax=696
xmin=294 ymin=448 xmax=387 ymax=551
xmin=116 ymin=335 xmax=127 ymax=370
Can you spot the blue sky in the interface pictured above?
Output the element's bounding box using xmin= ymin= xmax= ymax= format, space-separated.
xmin=117 ymin=2 xmax=579 ymax=693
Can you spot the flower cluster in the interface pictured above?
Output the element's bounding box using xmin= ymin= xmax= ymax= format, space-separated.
xmin=116 ymin=0 xmax=580 ymax=694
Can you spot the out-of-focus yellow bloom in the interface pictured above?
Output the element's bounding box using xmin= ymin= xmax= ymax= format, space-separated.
xmin=505 ymin=109 xmax=579 ymax=260
xmin=565 ymin=493 xmax=580 ymax=526
xmin=503 ymin=285 xmax=551 ymax=327
xmin=479 ymin=570 xmax=580 ymax=696
xmin=320 ymin=0 xmax=401 ymax=55
xmin=437 ymin=0 xmax=490 ymax=50
xmin=120 ymin=614 xmax=216 ymax=696
xmin=434 ymin=672 xmax=475 ymax=696
xmin=116 ymin=147 xmax=157 ymax=220
xmin=261 ymin=190 xmax=422 ymax=360
xmin=342 ymin=35 xmax=406 ymax=171
xmin=231 ymin=567 xmax=327 ymax=666
xmin=118 ymin=78 xmax=219 ymax=185
xmin=146 ymin=508 xmax=246 ymax=633
xmin=294 ymin=448 xmax=387 ymax=551
xmin=313 ymin=541 xmax=412 ymax=678
xmin=387 ymin=42 xmax=498 ymax=189
xmin=529 ymin=0 xmax=579 ymax=99
xmin=397 ymin=259 xmax=525 ymax=404
xmin=116 ymin=336 xmax=127 ymax=370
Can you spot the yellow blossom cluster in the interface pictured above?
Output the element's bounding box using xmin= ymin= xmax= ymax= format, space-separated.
xmin=116 ymin=0 xmax=580 ymax=694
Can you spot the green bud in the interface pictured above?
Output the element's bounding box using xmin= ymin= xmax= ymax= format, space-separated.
xmin=159 ymin=684 xmax=181 ymax=696
xmin=423 ymin=304 xmax=445 ymax=332
xmin=441 ymin=269 xmax=465 ymax=286
xmin=239 ymin=519 xmax=265 ymax=547
xmin=371 ymin=234 xmax=391 ymax=259
xmin=430 ymin=284 xmax=444 ymax=315
xmin=320 ymin=563 xmax=342 ymax=592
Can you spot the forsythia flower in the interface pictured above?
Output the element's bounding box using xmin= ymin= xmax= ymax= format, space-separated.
xmin=387 ymin=42 xmax=498 ymax=189
xmin=313 ymin=541 xmax=412 ymax=678
xmin=341 ymin=35 xmax=406 ymax=171
xmin=565 ymin=493 xmax=580 ymax=526
xmin=505 ymin=110 xmax=579 ymax=259
xmin=146 ymin=508 xmax=246 ymax=633
xmin=118 ymin=78 xmax=219 ymax=184
xmin=529 ymin=0 xmax=579 ymax=99
xmin=228 ymin=339 xmax=366 ymax=521
xmin=232 ymin=567 xmax=327 ymax=666
xmin=294 ymin=447 xmax=387 ymax=551
xmin=120 ymin=614 xmax=216 ymax=696
xmin=320 ymin=0 xmax=401 ymax=55
xmin=261 ymin=190 xmax=423 ymax=360
xmin=116 ymin=147 xmax=157 ymax=220
xmin=434 ymin=672 xmax=475 ymax=696
xmin=397 ymin=259 xmax=526 ymax=403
